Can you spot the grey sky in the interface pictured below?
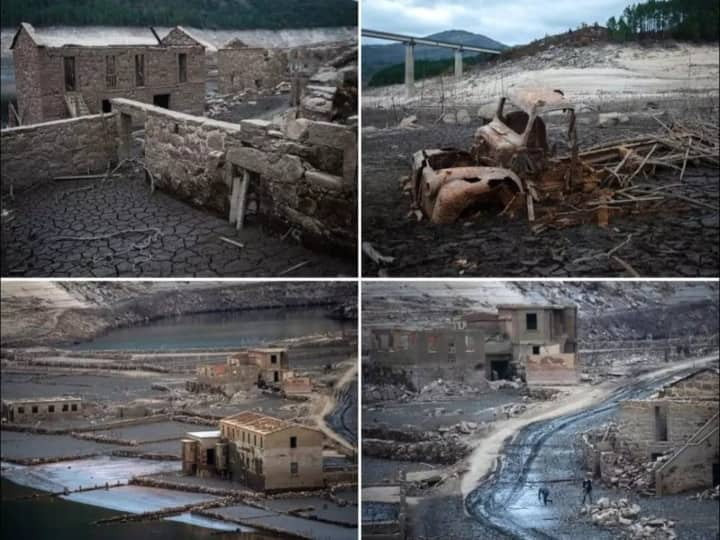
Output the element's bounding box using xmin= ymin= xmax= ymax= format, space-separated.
xmin=362 ymin=0 xmax=630 ymax=46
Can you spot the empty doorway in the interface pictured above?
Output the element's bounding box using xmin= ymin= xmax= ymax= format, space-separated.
xmin=153 ymin=94 xmax=170 ymax=109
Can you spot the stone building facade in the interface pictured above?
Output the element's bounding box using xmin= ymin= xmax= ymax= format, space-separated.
xmin=2 ymin=397 xmax=83 ymax=423
xmin=617 ymin=368 xmax=719 ymax=494
xmin=463 ymin=304 xmax=578 ymax=384
xmin=10 ymin=23 xmax=205 ymax=126
xmin=217 ymin=41 xmax=353 ymax=95
xmin=111 ymin=97 xmax=357 ymax=255
xmin=181 ymin=411 xmax=325 ymax=492
xmin=370 ymin=327 xmax=486 ymax=388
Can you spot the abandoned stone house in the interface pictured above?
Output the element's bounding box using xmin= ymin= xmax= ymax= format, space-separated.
xmin=195 ymin=348 xmax=292 ymax=390
xmin=217 ymin=39 xmax=353 ymax=95
xmin=1 ymin=396 xmax=83 ymax=423
xmin=9 ymin=22 xmax=205 ymax=126
xmin=616 ymin=368 xmax=719 ymax=494
xmin=181 ymin=411 xmax=325 ymax=492
xmin=369 ymin=303 xmax=578 ymax=387
xmin=369 ymin=326 xmax=486 ymax=388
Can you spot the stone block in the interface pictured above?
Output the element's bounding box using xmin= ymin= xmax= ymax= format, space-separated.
xmin=306 ymin=120 xmax=355 ymax=150
xmin=305 ymin=170 xmax=345 ymax=192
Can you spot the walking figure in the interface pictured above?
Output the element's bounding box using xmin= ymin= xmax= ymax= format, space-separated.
xmin=582 ymin=477 xmax=593 ymax=504
xmin=538 ymin=486 xmax=551 ymax=505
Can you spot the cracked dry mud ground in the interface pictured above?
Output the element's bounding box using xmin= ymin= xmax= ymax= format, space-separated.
xmin=1 ymin=175 xmax=356 ymax=277
xmin=361 ymin=110 xmax=720 ymax=277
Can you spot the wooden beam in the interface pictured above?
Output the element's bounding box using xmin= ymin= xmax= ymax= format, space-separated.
xmin=235 ymin=169 xmax=251 ymax=231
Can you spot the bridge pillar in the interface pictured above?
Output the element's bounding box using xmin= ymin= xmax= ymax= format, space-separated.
xmin=404 ymin=42 xmax=415 ymax=97
xmin=454 ymin=49 xmax=463 ymax=80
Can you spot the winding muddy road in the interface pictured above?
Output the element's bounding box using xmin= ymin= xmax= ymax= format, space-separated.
xmin=464 ymin=357 xmax=718 ymax=540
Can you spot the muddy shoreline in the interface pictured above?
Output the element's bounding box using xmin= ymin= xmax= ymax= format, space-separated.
xmin=1 ymin=282 xmax=357 ymax=348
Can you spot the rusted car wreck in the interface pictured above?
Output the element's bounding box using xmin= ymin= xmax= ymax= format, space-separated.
xmin=411 ymin=86 xmax=718 ymax=228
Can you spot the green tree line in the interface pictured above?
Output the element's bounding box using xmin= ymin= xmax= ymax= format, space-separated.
xmin=606 ymin=0 xmax=719 ymax=41
xmin=1 ymin=0 xmax=357 ymax=29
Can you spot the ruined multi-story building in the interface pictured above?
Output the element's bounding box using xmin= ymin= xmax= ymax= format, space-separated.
xmin=1 ymin=396 xmax=83 ymax=423
xmin=195 ymin=347 xmax=291 ymax=389
xmin=369 ymin=326 xmax=486 ymax=388
xmin=618 ymin=368 xmax=719 ymax=494
xmin=181 ymin=411 xmax=325 ymax=492
xmin=9 ymin=23 xmax=205 ymax=126
xmin=369 ymin=303 xmax=578 ymax=387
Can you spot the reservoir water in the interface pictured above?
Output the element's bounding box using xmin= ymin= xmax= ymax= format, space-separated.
xmin=69 ymin=307 xmax=349 ymax=351
xmin=0 ymin=478 xmax=280 ymax=540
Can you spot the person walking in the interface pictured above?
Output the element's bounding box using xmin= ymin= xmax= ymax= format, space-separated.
xmin=582 ymin=476 xmax=593 ymax=504
xmin=538 ymin=486 xmax=551 ymax=505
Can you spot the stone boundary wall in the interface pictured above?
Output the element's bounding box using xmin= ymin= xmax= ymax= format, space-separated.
xmin=112 ymin=98 xmax=356 ymax=253
xmin=0 ymin=112 xmax=118 ymax=192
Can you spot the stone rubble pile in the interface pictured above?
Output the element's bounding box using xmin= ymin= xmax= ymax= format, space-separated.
xmin=363 ymin=384 xmax=413 ymax=403
xmin=417 ymin=379 xmax=486 ymax=401
xmin=688 ymin=484 xmax=720 ymax=501
xmin=582 ymin=497 xmax=676 ymax=539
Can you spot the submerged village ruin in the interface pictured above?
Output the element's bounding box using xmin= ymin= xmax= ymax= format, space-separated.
xmin=0 ymin=23 xmax=358 ymax=277
xmin=0 ymin=281 xmax=359 ymax=538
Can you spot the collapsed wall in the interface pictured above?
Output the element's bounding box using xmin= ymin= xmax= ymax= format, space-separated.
xmin=111 ymin=98 xmax=356 ymax=253
xmin=0 ymin=113 xmax=117 ymax=191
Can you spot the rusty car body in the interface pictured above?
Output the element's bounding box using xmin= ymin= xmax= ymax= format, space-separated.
xmin=411 ymin=149 xmax=524 ymax=223
xmin=412 ymin=87 xmax=582 ymax=224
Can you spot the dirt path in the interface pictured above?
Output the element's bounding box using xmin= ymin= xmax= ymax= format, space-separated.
xmin=309 ymin=358 xmax=357 ymax=452
xmin=461 ymin=355 xmax=717 ymax=500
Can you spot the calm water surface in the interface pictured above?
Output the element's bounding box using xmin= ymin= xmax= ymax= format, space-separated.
xmin=70 ymin=307 xmax=348 ymax=350
xmin=0 ymin=478 xmax=281 ymax=539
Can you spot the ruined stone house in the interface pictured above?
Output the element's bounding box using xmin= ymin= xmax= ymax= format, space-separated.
xmin=195 ymin=348 xmax=291 ymax=390
xmin=217 ymin=40 xmax=354 ymax=95
xmin=369 ymin=327 xmax=486 ymax=388
xmin=464 ymin=304 xmax=578 ymax=384
xmin=9 ymin=23 xmax=205 ymax=126
xmin=617 ymin=368 xmax=719 ymax=494
xmin=1 ymin=396 xmax=83 ymax=423
xmin=181 ymin=411 xmax=325 ymax=492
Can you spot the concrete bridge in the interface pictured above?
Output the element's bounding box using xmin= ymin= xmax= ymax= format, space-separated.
xmin=362 ymin=28 xmax=503 ymax=96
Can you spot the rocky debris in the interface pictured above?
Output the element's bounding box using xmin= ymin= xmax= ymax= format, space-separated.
xmin=487 ymin=379 xmax=523 ymax=391
xmin=598 ymin=112 xmax=631 ymax=127
xmin=582 ymin=498 xmax=676 ymax=539
xmin=499 ymin=403 xmax=527 ymax=418
xmin=417 ymin=378 xmax=487 ymax=401
xmin=299 ymin=46 xmax=357 ymax=123
xmin=688 ymin=484 xmax=720 ymax=501
xmin=364 ymin=384 xmax=413 ymax=403
xmin=524 ymin=387 xmax=561 ymax=400
xmin=399 ymin=115 xmax=418 ymax=128
xmin=362 ymin=436 xmax=470 ymax=464
xmin=440 ymin=110 xmax=472 ymax=125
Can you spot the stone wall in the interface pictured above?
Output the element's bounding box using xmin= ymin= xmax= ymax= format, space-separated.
xmin=663 ymin=369 xmax=719 ymax=399
xmin=655 ymin=414 xmax=718 ymax=495
xmin=217 ymin=42 xmax=354 ymax=95
xmin=218 ymin=48 xmax=289 ymax=94
xmin=111 ymin=98 xmax=357 ymax=254
xmin=618 ymin=398 xmax=719 ymax=460
xmin=526 ymin=353 xmax=577 ymax=385
xmin=1 ymin=112 xmax=118 ymax=191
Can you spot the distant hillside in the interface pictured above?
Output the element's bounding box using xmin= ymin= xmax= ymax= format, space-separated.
xmin=362 ymin=29 xmax=506 ymax=84
xmin=0 ymin=0 xmax=358 ymax=30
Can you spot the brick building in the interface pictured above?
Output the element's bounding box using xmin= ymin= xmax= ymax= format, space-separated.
xmin=181 ymin=411 xmax=325 ymax=492
xmin=9 ymin=23 xmax=205 ymax=126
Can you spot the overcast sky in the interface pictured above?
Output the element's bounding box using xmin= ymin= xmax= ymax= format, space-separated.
xmin=362 ymin=0 xmax=630 ymax=46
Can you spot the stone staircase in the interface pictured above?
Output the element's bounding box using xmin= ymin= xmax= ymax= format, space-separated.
xmin=64 ymin=92 xmax=90 ymax=117
xmin=655 ymin=411 xmax=719 ymax=495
